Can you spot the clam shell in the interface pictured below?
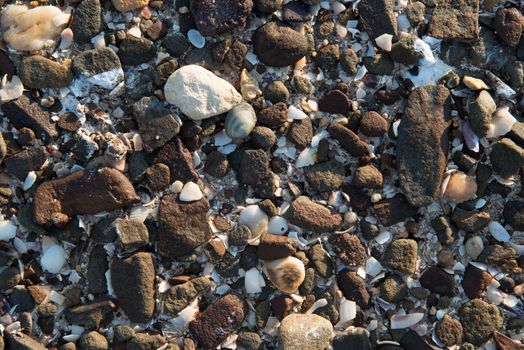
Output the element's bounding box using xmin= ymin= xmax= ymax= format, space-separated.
xmin=264 ymin=256 xmax=305 ymax=293
xmin=225 ymin=102 xmax=257 ymax=139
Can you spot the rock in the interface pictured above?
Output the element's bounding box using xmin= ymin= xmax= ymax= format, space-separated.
xmin=153 ymin=138 xmax=199 ymax=183
xmin=204 ymin=151 xmax=229 ymax=177
xmin=257 ymin=102 xmax=288 ymax=128
xmin=399 ymin=330 xmax=435 ymax=350
xmin=494 ymin=8 xmax=523 ymax=47
xmin=503 ymin=200 xmax=524 ymax=230
xmin=225 ymin=102 xmax=257 ymax=139
xmin=427 ymin=0 xmax=479 ymax=41
xmin=126 ymin=333 xmax=167 ymax=350
xmin=380 ymin=274 xmax=407 ymax=303
xmin=340 ymin=48 xmax=359 ymax=75
xmin=478 ymin=245 xmax=518 ymax=273
xmin=112 ymin=0 xmax=148 ymax=12
xmin=2 ymin=96 xmax=58 ymax=141
xmin=353 ymin=165 xmax=383 ymax=189
xmin=468 ymin=90 xmax=496 ymax=137
xmin=382 ymin=239 xmax=418 ymax=274
xmin=70 ymin=0 xmax=101 ymax=42
xmin=307 ymin=244 xmax=333 ymax=278
xmin=145 ymin=163 xmax=171 ymax=191
xmin=254 ymin=0 xmax=282 ymax=13
xmin=87 ymin=245 xmax=108 ymax=294
xmin=78 ymin=331 xmax=108 ymax=350
xmin=390 ymin=37 xmax=424 ymax=65
xmin=490 ymin=138 xmax=524 ymax=177
xmin=451 ymin=207 xmax=490 ymax=232
xmin=5 ymin=147 xmax=47 ymax=181
xmin=328 ymin=123 xmax=369 ymax=157
xmin=264 ymin=81 xmax=289 ymax=103
xmin=435 ymin=315 xmax=463 ymax=347
xmin=189 ymin=0 xmax=253 ymax=36
xmin=189 ymin=294 xmax=246 ymax=349
xmin=118 ymin=36 xmax=156 ymax=66
xmin=329 ymin=233 xmax=367 ymax=267
xmin=278 ymin=313 xmax=333 ymax=350
xmin=397 ymin=85 xmax=452 ymax=207
xmin=358 ymin=0 xmax=397 ymax=39
xmin=5 ymin=332 xmax=46 ymax=350
xmin=110 ymin=252 xmax=155 ymax=323
xmin=251 ymin=126 xmax=277 ymax=150
xmin=363 ymin=54 xmax=394 ymax=75
xmin=257 ymin=233 xmax=296 ymax=260
xmin=493 ymin=331 xmax=524 ymax=350
xmin=113 ymin=219 xmax=149 ymax=249
xmin=72 ymin=47 xmax=122 ymax=78
xmin=316 ymin=44 xmax=340 ymax=73
xmin=405 ymin=2 xmax=426 ymax=25
xmin=432 ymin=216 xmax=455 ymax=246
xmin=282 ymin=1 xmax=312 ymax=22
xmin=253 ymin=21 xmax=308 ymax=67
xmin=237 ymin=331 xmax=263 ymax=350
xmin=465 ymin=236 xmax=484 ymax=259
xmin=239 ymin=149 xmax=272 ymax=186
xmin=462 ymin=264 xmax=492 ymax=299
xmin=373 ymin=195 xmax=418 ymax=226
xmin=303 ymin=160 xmax=345 ymax=193
xmin=33 ymin=167 xmax=139 ymax=225
xmin=509 ymin=121 xmax=524 ymax=147
xmin=163 ymin=277 xmax=211 ymax=315
xmin=158 ymin=194 xmax=212 ymax=257
xmin=318 ymin=90 xmax=351 ymax=115
xmin=459 ymin=299 xmax=503 ymax=346
xmin=65 ymin=300 xmax=116 ymax=329
xmin=264 ymin=256 xmax=305 ymax=292
xmin=419 ymin=266 xmax=455 ymax=296
xmin=360 ymin=111 xmax=388 ymax=137
xmin=164 ymin=65 xmax=242 ymax=120
xmin=1 ymin=5 xmax=70 ymax=51
xmin=284 ymin=196 xmax=342 ymax=232
xmin=0 ymin=266 xmax=20 ymax=290
xmin=19 ymin=55 xmax=73 ymax=89
xmin=337 ymin=270 xmax=370 ymax=308
xmin=333 ymin=328 xmax=371 ymax=350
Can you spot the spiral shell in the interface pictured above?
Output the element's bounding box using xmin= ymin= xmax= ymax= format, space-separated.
xmin=225 ymin=102 xmax=257 ymax=139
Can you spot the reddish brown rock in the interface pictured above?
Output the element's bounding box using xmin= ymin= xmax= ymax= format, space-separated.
xmin=329 ymin=233 xmax=367 ymax=267
xmin=360 ymin=111 xmax=388 ymax=137
xmin=328 ymin=123 xmax=369 ymax=157
xmin=494 ymin=7 xmax=523 ymax=47
xmin=462 ymin=264 xmax=492 ymax=299
xmin=257 ymin=234 xmax=296 ymax=260
xmin=284 ymin=196 xmax=342 ymax=233
xmin=318 ymin=90 xmax=351 ymax=115
xmin=33 ymin=167 xmax=139 ymax=225
xmin=153 ymin=138 xmax=198 ymax=183
xmin=337 ymin=270 xmax=370 ymax=308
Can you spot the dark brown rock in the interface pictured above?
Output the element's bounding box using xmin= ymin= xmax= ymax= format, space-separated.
xmin=303 ymin=160 xmax=346 ymax=193
xmin=503 ymin=200 xmax=524 ymax=231
xmin=257 ymin=233 xmax=296 ymax=260
xmin=189 ymin=0 xmax=253 ymax=36
xmin=145 ymin=163 xmax=171 ymax=192
xmin=427 ymin=0 xmax=479 ymax=41
xmin=462 ymin=264 xmax=492 ymax=299
xmin=65 ymin=300 xmax=117 ymax=329
xmin=153 ymin=138 xmax=199 ymax=183
xmin=337 ymin=270 xmax=370 ymax=308
xmin=5 ymin=147 xmax=47 ymax=181
xmin=478 ymin=245 xmax=518 ymax=273
xmin=284 ymin=196 xmax=342 ymax=232
xmin=360 ymin=111 xmax=388 ymax=137
xmin=287 ymin=117 xmax=313 ymax=150
xmin=358 ymin=0 xmax=397 ymax=39
xmin=318 ymin=90 xmax=351 ymax=115
xmin=494 ymin=7 xmax=523 ymax=47
xmin=373 ymin=194 xmax=418 ymax=226
xmin=257 ymin=102 xmax=288 ymax=128
xmin=451 ymin=207 xmax=490 ymax=232
xmin=419 ymin=266 xmax=456 ymax=296
xmin=382 ymin=239 xmax=418 ymax=273
xmin=204 ymin=150 xmax=229 ymax=177
xmin=329 ymin=233 xmax=367 ymax=267
xmin=239 ymin=149 xmax=271 ymax=185
xmin=435 ymin=315 xmax=463 ymax=347
xmin=328 ymin=123 xmax=369 ymax=157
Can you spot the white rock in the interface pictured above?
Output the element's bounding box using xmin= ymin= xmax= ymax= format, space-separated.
xmin=41 ymin=243 xmax=66 ymax=274
xmin=164 ymin=65 xmax=242 ymax=120
xmin=0 ymin=220 xmax=17 ymax=241
xmin=239 ymin=205 xmax=268 ymax=238
xmin=465 ymin=236 xmax=484 ymax=259
xmin=187 ymin=29 xmax=205 ymax=49
xmin=245 ymin=267 xmax=265 ymax=294
xmin=489 ymin=222 xmax=510 ymax=242
xmin=267 ymin=216 xmax=288 ymax=235
xmin=179 ymin=181 xmax=203 ymax=202
xmin=170 ymin=180 xmax=184 ymax=193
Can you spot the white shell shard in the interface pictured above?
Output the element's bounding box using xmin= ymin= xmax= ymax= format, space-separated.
xmin=296 ymin=147 xmax=316 ymax=168
xmin=335 ymin=298 xmax=357 ymax=328
xmin=375 ymin=33 xmax=393 ymax=52
xmin=59 ymin=28 xmax=74 ymax=50
xmin=488 ymin=222 xmax=510 ymax=242
xmin=0 ymin=220 xmax=17 ymax=241
xmin=179 ymin=182 xmax=203 ymax=202
xmin=365 ymin=257 xmax=383 ymax=277
xmin=487 ymin=107 xmax=517 ymax=138
xmin=187 ymin=29 xmax=205 ymax=49
xmin=245 ymin=267 xmax=266 ymax=294
xmin=41 ymin=243 xmax=66 ymax=274
xmin=239 ymin=205 xmax=268 ymax=238
xmin=390 ymin=313 xmax=424 ymax=329
xmin=1 ymin=5 xmax=71 ymax=51
xmin=214 ymin=130 xmax=232 ymax=146
xmin=288 ymin=105 xmax=308 ymax=120
xmin=164 ymin=65 xmax=242 ymax=120
xmin=267 ymin=216 xmax=288 ymax=235
xmin=462 ymin=120 xmax=480 ymax=152
xmin=0 ymin=75 xmax=24 ymax=102
xmin=23 ymin=171 xmax=37 ymax=191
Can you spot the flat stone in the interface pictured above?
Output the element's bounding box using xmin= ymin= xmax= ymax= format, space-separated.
xmin=158 ymin=194 xmax=212 ymax=258
xmin=163 ymin=277 xmax=211 ymax=315
xmin=189 ymin=0 xmax=253 ymax=36
xmin=382 ymin=239 xmax=418 ymax=274
xmin=278 ymin=313 xmax=333 ymax=350
xmin=373 ymin=194 xmax=418 ymax=226
xmin=72 ymin=47 xmax=122 ymax=77
xmin=153 ymin=138 xmax=199 ymax=183
xmin=2 ymin=95 xmax=58 ymax=141
xmin=397 ymin=85 xmax=452 ymax=207
xmin=257 ymin=233 xmax=296 ymax=260
xmin=65 ymin=300 xmax=117 ymax=329
xmin=328 ymin=123 xmax=369 ymax=157
xmin=5 ymin=147 xmax=47 ymax=181
xmin=451 ymin=207 xmax=490 ymax=232
xmin=189 ymin=294 xmax=246 ymax=349
xmin=33 ymin=167 xmax=139 ymax=225
xmin=427 ymin=0 xmax=479 ymax=41
xmin=112 ymin=0 xmax=148 ymax=11
xmin=459 ymin=299 xmax=503 ymax=345
xmin=113 ymin=219 xmax=149 ymax=249
xmin=303 ymin=160 xmax=346 ymax=193
xmin=110 ymin=252 xmax=155 ymax=323
xmin=70 ymin=0 xmax=102 ymax=42
xmin=19 ymin=55 xmax=73 ymax=89
xmin=284 ymin=196 xmax=342 ymax=233
xmin=358 ymin=0 xmax=397 ymax=39
xmin=490 ymin=138 xmax=524 ymax=177
xmin=468 ymin=90 xmax=496 ymax=137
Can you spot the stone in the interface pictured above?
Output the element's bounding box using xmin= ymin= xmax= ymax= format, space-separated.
xmin=462 ymin=264 xmax=492 ymax=299
xmin=113 ymin=219 xmax=149 ymax=249
xmin=435 ymin=315 xmax=463 ymax=347
xmin=239 ymin=149 xmax=271 ymax=186
xmin=158 ymin=194 xmax=212 ymax=257
xmin=18 ymin=55 xmax=73 ymax=89
xmin=328 ymin=123 xmax=369 ymax=157
xmin=390 ymin=36 xmax=424 ymax=65
xmin=112 ymin=0 xmax=148 ymax=12
xmin=284 ymin=196 xmax=342 ymax=232
xmin=318 ymin=90 xmax=351 ymax=115
xmin=204 ymin=151 xmax=229 ymax=177
xmin=337 ymin=270 xmax=370 ymax=308
xmin=307 ymin=244 xmax=333 ymax=278
xmin=278 ymin=313 xmax=333 ymax=350
xmin=70 ymin=0 xmax=102 ymax=42
xmin=65 ymin=300 xmax=116 ymax=329
xmin=303 ymin=160 xmax=345 ymax=193
xmin=153 ymin=138 xmax=199 ymax=183
xmin=358 ymin=0 xmax=397 ymax=39
xmin=382 ymin=239 xmax=418 ymax=273
xmin=468 ymin=90 xmax=496 ymax=137
xmin=503 ymin=200 xmax=524 ymax=231
xmin=340 ymin=48 xmax=359 ymax=75
xmin=287 ymin=117 xmax=313 ymax=150
xmin=264 ymin=81 xmax=289 ymax=103
xmin=329 ymin=233 xmax=367 ymax=267
xmin=490 ymin=138 xmax=524 ymax=177
xmin=257 ymin=233 xmax=296 ymax=260
xmin=427 ymin=0 xmax=479 ymax=41
xmin=363 ymin=54 xmax=394 ymax=75
xmin=5 ymin=147 xmax=47 ymax=181
xmin=405 ymin=2 xmax=426 ymax=25
xmin=254 ymin=0 xmax=282 ymax=13
xmin=493 ymin=331 xmax=524 ymax=350
xmin=0 ymin=266 xmax=20 ymax=290
xmin=360 ymin=111 xmax=388 ymax=137
xmin=451 ymin=207 xmax=490 ymax=232
xmin=257 ymin=102 xmax=288 ymax=128
xmin=373 ymin=195 xmax=418 ymax=226
xmin=494 ymin=7 xmax=523 ymax=47
xmin=72 ymin=47 xmax=122 ymax=77
xmin=316 ymin=44 xmax=340 ymax=73
xmin=478 ymin=245 xmax=518 ymax=273
xmin=397 ymin=85 xmax=452 ymax=207
xmin=237 ymin=331 xmax=263 ymax=350
xmin=110 ymin=252 xmax=155 ymax=323
xmin=1 ymin=5 xmax=70 ymax=51
xmin=164 ymin=65 xmax=242 ymax=120
xmin=432 ymin=216 xmax=455 ymax=246
xmin=33 ymin=167 xmax=139 ymax=225
xmin=118 ymin=36 xmax=156 ymax=66
xmin=189 ymin=294 xmax=246 ymax=349
xmin=189 ymin=0 xmax=253 ymax=36
xmin=419 ymin=266 xmax=456 ymax=296
xmin=380 ymin=274 xmax=407 ymax=303
xmin=353 ymin=165 xmax=383 ymax=189
xmin=164 ymin=277 xmax=211 ymax=315
xmin=144 ymin=163 xmax=171 ymax=191
xmin=87 ymin=245 xmax=108 ymax=294
xmin=133 ymin=97 xmax=180 ymax=152
xmin=333 ymin=328 xmax=371 ymax=350
xmin=400 ymin=331 xmax=435 ymax=350
xmin=282 ymin=1 xmax=312 ymax=22
xmin=126 ymin=333 xmax=167 ymax=350
xmin=78 ymin=331 xmax=108 ymax=350
xmin=294 ymin=75 xmax=313 ymax=94
xmin=253 ymin=21 xmax=309 ymax=67
xmin=5 ymin=332 xmax=46 ymax=350
xmin=251 ymin=126 xmax=277 ymax=150
xmin=459 ymin=299 xmax=503 ymax=345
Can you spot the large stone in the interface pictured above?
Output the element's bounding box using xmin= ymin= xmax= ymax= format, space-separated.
xmin=494 ymin=7 xmax=523 ymax=47
xmin=337 ymin=270 xmax=370 ymax=308
xmin=33 ymin=167 xmax=139 ymax=225
xmin=158 ymin=194 xmax=212 ymax=258
xmin=5 ymin=147 xmax=47 ymax=181
xmin=284 ymin=196 xmax=342 ymax=233
xmin=459 ymin=299 xmax=503 ymax=345
xmin=252 ymin=21 xmax=309 ymax=67
xmin=427 ymin=0 xmax=479 ymax=41
xmin=5 ymin=332 xmax=46 ymax=350
xmin=328 ymin=123 xmax=369 ymax=157
xmin=490 ymin=138 xmax=524 ymax=177
xmin=397 ymin=85 xmax=452 ymax=207
xmin=19 ymin=55 xmax=73 ymax=89
xmin=72 ymin=47 xmax=122 ymax=77
xmin=329 ymin=233 xmax=367 ymax=267
xmin=163 ymin=277 xmax=211 ymax=315
xmin=373 ymin=194 xmax=418 ymax=226
xmin=468 ymin=90 xmax=496 ymax=138
xmin=462 ymin=264 xmax=492 ymax=299
xmin=189 ymin=0 xmax=253 ymax=36
xmin=303 ymin=160 xmax=346 ymax=193
xmin=358 ymin=0 xmax=397 ymax=39
xmin=164 ymin=65 xmax=242 ymax=120
xmin=278 ymin=313 xmax=334 ymax=350
xmin=382 ymin=239 xmax=418 ymax=274
xmin=110 ymin=252 xmax=155 ymax=323
xmin=70 ymin=0 xmax=102 ymax=42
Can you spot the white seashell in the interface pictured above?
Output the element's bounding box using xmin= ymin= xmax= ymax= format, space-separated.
xmin=267 ymin=216 xmax=288 ymax=235
xmin=40 ymin=243 xmax=66 ymax=274
xmin=170 ymin=180 xmax=184 ymax=193
xmin=0 ymin=75 xmax=24 ymax=102
xmin=218 ymin=144 xmax=237 ymax=154
xmin=365 ymin=257 xmax=383 ymax=277
xmin=390 ymin=313 xmax=424 ymax=329
xmin=306 ymin=298 xmax=328 ymax=314
xmin=489 ymin=222 xmax=510 ymax=242
xmin=465 ymin=236 xmax=484 ymax=259
xmin=486 ymin=285 xmax=503 ymax=305
xmin=0 ymin=220 xmax=17 ymax=241
xmin=239 ymin=205 xmax=268 ymax=238
xmin=13 ymin=237 xmax=27 ymax=254
xmin=375 ymin=33 xmax=393 ymax=52
xmin=214 ymin=130 xmax=232 ymax=146
xmin=375 ymin=231 xmax=391 ymax=244
xmin=335 ymin=298 xmax=357 ymax=328
xmin=187 ymin=29 xmax=205 ymax=49
xmin=59 ymin=28 xmax=73 ymax=50
xmin=332 ymin=2 xmax=346 ymax=15
xmin=23 ymin=171 xmax=37 ymax=191
xmin=91 ymin=32 xmax=106 ymax=49
xmin=296 ymin=147 xmax=316 ymax=168
xmin=444 ymin=172 xmax=477 ymax=203
xmin=245 ymin=267 xmax=266 ymax=294
xmin=288 ymin=105 xmax=308 ymax=120
xmin=475 ymin=198 xmax=486 ymax=209
xmin=240 ymin=68 xmax=262 ymax=101
xmin=127 ymin=26 xmax=141 ymax=38
xmin=49 ymin=290 xmax=66 ymax=305
xmin=487 ymin=106 xmax=517 ymax=138
xmin=264 ymin=256 xmax=305 ymax=293
xmin=462 ymin=121 xmax=480 ymax=152
xmin=225 ymin=102 xmax=257 ymax=139
xmin=129 ymin=205 xmax=153 ymax=223
xmin=179 ymin=181 xmax=203 ymax=202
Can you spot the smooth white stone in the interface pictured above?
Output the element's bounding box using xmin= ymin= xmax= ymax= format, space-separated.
xmin=59 ymin=28 xmax=73 ymax=50
xmin=179 ymin=181 xmax=203 ymax=202
xmin=267 ymin=216 xmax=288 ymax=235
xmin=239 ymin=205 xmax=268 ymax=238
xmin=465 ymin=236 xmax=484 ymax=259
xmin=170 ymin=180 xmax=184 ymax=193
xmin=489 ymin=221 xmax=510 ymax=242
xmin=41 ymin=243 xmax=66 ymax=274
xmin=0 ymin=220 xmax=17 ymax=241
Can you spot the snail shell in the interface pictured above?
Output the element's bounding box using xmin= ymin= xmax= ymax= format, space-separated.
xmin=225 ymin=102 xmax=257 ymax=139
xmin=264 ymin=256 xmax=305 ymax=293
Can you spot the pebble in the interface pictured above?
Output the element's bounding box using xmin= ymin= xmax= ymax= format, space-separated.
xmin=118 ymin=35 xmax=156 ymax=65
xmin=382 ymin=239 xmax=418 ymax=273
xmin=284 ymin=196 xmax=342 ymax=233
xmin=491 ymin=138 xmax=524 ymax=177
xmin=19 ymin=55 xmax=73 ymax=89
xmin=278 ymin=313 xmax=333 ymax=350
xmin=360 ymin=111 xmax=388 ymax=137
xmin=419 ymin=266 xmax=456 ymax=296
xmin=459 ymin=299 xmax=503 ymax=346
xmin=253 ymin=21 xmax=308 ymax=67
xmin=337 ymin=270 xmax=370 ymax=308
xmin=111 ymin=0 xmax=148 ymax=12
xmin=494 ymin=7 xmax=523 ymax=47
xmin=70 ymin=0 xmax=102 ymax=43
xmin=468 ymin=90 xmax=496 ymax=138
xmin=258 ymin=233 xmax=295 ymax=260
xmin=462 ymin=264 xmax=492 ymax=299
xmin=189 ymin=0 xmax=253 ymax=36
xmin=264 ymin=256 xmax=305 ymax=293
xmin=179 ymin=181 xmax=203 ymax=202
xmin=329 ymin=233 xmax=367 ymax=267
xmin=358 ymin=0 xmax=397 ymax=39
xmin=318 ymin=90 xmax=351 ymax=115
xmin=435 ymin=315 xmax=463 ymax=347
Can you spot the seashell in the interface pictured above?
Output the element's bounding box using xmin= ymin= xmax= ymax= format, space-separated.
xmin=238 ymin=205 xmax=268 ymax=238
xmin=0 ymin=220 xmax=17 ymax=241
xmin=390 ymin=313 xmax=424 ymax=329
xmin=366 ymin=257 xmax=382 ymax=277
xmin=488 ymin=222 xmax=510 ymax=242
xmin=267 ymin=216 xmax=288 ymax=235
xmin=244 ymin=267 xmax=266 ymax=294
xmin=444 ymin=172 xmax=477 ymax=203
xmin=23 ymin=171 xmax=36 ymax=191
xmin=335 ymin=298 xmax=357 ymax=328
xmin=487 ymin=106 xmax=517 ymax=138
xmin=0 ymin=75 xmax=24 ymax=102
xmin=240 ymin=68 xmax=262 ymax=101
xmin=59 ymin=28 xmax=74 ymax=50
xmin=465 ymin=236 xmax=484 ymax=259
xmin=225 ymin=102 xmax=257 ymax=139
xmin=179 ymin=181 xmax=203 ymax=202
xmin=263 ymin=256 xmax=305 ymax=293
xmin=41 ymin=242 xmax=66 ymax=274
xmin=375 ymin=33 xmax=393 ymax=52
